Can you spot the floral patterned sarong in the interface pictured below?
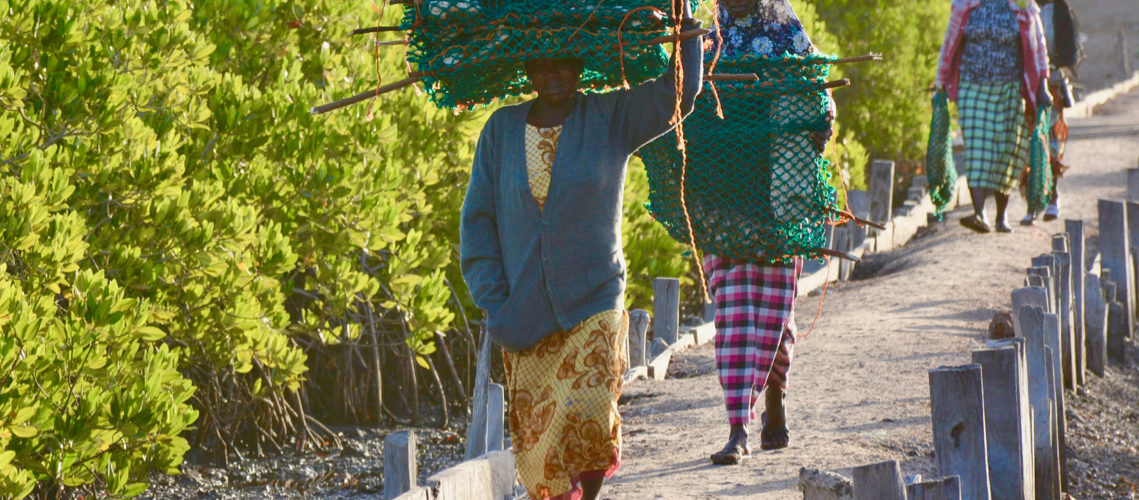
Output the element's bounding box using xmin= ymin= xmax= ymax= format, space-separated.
xmin=503 ymin=309 xmax=629 ymax=500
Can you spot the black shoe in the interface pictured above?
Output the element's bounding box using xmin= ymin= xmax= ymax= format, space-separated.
xmin=995 ymin=220 xmax=1014 ymax=233
xmin=959 ymin=214 xmax=992 ymax=233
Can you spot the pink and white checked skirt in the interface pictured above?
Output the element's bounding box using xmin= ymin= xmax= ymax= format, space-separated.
xmin=704 ymin=255 xmax=802 ymax=425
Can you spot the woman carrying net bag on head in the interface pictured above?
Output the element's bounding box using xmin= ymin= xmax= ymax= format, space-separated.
xmin=935 ymin=0 xmax=1051 ymax=234
xmin=700 ymin=0 xmax=834 ymax=466
xmin=458 ymin=1 xmax=704 ymax=497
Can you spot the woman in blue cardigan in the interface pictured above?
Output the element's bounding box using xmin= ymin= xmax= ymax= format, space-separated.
xmin=459 ymin=8 xmax=704 ymax=499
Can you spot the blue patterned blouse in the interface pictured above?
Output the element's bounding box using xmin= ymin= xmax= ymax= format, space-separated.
xmin=711 ymin=0 xmax=815 ymax=58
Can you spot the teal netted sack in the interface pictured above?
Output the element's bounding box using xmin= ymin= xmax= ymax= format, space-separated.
xmin=925 ymin=90 xmax=958 ymax=215
xmin=401 ymin=0 xmax=679 ymax=109
xmin=637 ymin=53 xmax=840 ymax=262
xmin=1026 ymin=106 xmax=1053 ymax=215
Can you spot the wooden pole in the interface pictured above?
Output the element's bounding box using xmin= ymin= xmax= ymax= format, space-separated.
xmin=465 ymin=327 xmax=492 ymax=460
xmin=1050 ymin=246 xmax=1076 ymax=390
xmin=311 ymin=77 xmax=421 ymax=115
xmin=929 ymin=364 xmax=991 ymax=500
xmin=1011 ymin=287 xmax=1049 ymax=336
xmin=852 ymin=460 xmax=907 ymax=500
xmin=972 ymin=347 xmax=1034 ymax=499
xmin=629 ymin=309 xmax=650 ymax=369
xmin=907 ymin=476 xmax=963 ymax=500
xmin=1085 ymin=273 xmax=1108 ymax=377
xmin=643 ymin=28 xmax=712 ymax=46
xmin=352 ymin=26 xmax=405 ymax=35
xmin=1065 ymin=220 xmax=1087 ymax=386
xmin=1126 ymin=201 xmax=1139 ymax=327
xmin=1019 ymin=306 xmax=1062 ymax=500
xmin=653 ymin=278 xmax=681 ymax=345
xmin=383 ymin=431 xmax=417 ymax=500
xmin=1097 ymin=200 xmax=1134 ymax=338
xmin=486 ymin=383 xmax=505 ymax=452
xmin=1128 ymin=168 xmax=1139 ymax=203
xmin=869 ymin=160 xmax=895 ymax=229
xmin=1043 ymin=313 xmax=1069 ymax=492
xmin=1043 ymin=346 xmax=1067 ymax=495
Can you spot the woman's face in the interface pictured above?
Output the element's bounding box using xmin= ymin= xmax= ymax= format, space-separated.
xmin=526 ymin=58 xmax=583 ymax=106
xmin=722 ymin=0 xmax=759 ymax=19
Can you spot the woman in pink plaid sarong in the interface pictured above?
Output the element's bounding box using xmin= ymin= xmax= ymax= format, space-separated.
xmin=705 ymin=0 xmax=832 ymax=465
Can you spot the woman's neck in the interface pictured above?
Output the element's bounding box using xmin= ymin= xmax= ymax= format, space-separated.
xmin=527 ymin=96 xmax=577 ymax=127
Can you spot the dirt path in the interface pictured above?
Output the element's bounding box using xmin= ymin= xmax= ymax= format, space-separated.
xmin=605 ymin=90 xmax=1139 ymax=499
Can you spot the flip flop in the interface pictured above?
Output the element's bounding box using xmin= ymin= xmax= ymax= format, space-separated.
xmin=760 ymin=412 xmax=789 ymax=451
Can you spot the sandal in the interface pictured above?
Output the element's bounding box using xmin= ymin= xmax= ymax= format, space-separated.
xmin=759 ymin=412 xmax=789 ymax=451
xmin=710 ymin=442 xmax=750 ymax=465
xmin=959 ymin=214 xmax=992 ymax=234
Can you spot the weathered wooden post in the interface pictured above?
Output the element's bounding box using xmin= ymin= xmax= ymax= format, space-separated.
xmin=848 ymin=189 xmax=871 ymax=249
xmin=465 ymin=330 xmax=492 ymax=460
xmin=1097 ymin=199 xmax=1133 ymax=338
xmin=1106 ymin=279 xmax=1128 ymax=364
xmin=1129 ymin=168 xmax=1139 ymax=203
xmin=384 ymin=431 xmax=417 ymax=500
xmin=1107 ymin=288 xmax=1125 ymax=366
xmin=628 ymin=309 xmax=650 ymax=369
xmin=653 ymin=277 xmax=680 ymax=345
xmin=1051 ymin=235 xmax=1077 ymax=390
xmin=1085 ymin=274 xmax=1108 ymax=377
xmin=487 ymin=383 xmax=505 ymax=452
xmin=870 ymin=160 xmax=895 ymax=228
xmin=907 ymin=476 xmax=963 ymax=500
xmin=1043 ymin=346 xmax=1068 ymax=493
xmin=1011 ymin=287 xmax=1050 ymax=335
xmin=1065 ymin=220 xmax=1087 ymax=386
xmin=1018 ymin=306 xmax=1061 ymax=500
xmin=1043 ymin=312 xmax=1068 ymax=476
xmin=929 ymin=364 xmax=991 ymax=500
xmin=852 ymin=460 xmax=907 ymax=500
xmin=1127 ymin=201 xmax=1139 ymax=323
xmin=1027 ymin=266 xmax=1055 ymax=311
xmin=972 ymin=347 xmax=1034 ymax=499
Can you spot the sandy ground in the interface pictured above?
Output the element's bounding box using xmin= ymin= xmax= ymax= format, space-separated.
xmin=605 ymin=90 xmax=1139 ymax=500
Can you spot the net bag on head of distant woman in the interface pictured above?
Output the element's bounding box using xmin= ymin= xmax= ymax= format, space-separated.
xmin=637 ymin=52 xmax=840 ymax=263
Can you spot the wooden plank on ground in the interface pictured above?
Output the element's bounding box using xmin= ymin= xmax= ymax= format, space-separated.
xmin=852 ymin=460 xmax=906 ymax=500
xmin=906 ymin=476 xmax=963 ymax=500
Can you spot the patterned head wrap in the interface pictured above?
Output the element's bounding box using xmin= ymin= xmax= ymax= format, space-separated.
xmin=712 ymin=0 xmax=815 ymax=58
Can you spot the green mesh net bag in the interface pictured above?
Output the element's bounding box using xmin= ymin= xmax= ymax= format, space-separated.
xmin=1026 ymin=106 xmax=1053 ymax=215
xmin=400 ymin=0 xmax=680 ymax=109
xmin=925 ymin=90 xmax=958 ymax=216
xmin=637 ymin=53 xmax=840 ymax=262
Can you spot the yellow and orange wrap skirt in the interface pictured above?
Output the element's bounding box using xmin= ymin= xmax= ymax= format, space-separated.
xmin=503 ymin=309 xmax=629 ymax=500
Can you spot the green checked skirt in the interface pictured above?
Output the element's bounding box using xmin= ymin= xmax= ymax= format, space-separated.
xmin=959 ymin=81 xmax=1030 ymax=194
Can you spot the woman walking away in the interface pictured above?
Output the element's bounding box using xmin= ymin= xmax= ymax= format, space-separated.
xmin=705 ymin=0 xmax=834 ymax=466
xmin=936 ymin=0 xmax=1052 ymax=233
xmin=459 ymin=4 xmax=704 ymax=498
xmin=1022 ymin=0 xmax=1082 ymax=225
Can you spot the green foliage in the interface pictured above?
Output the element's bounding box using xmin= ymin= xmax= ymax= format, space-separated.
xmin=789 ymin=0 xmax=869 ymax=192
xmin=1 ymin=0 xmax=481 ymax=494
xmin=806 ymin=0 xmax=951 ymax=173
